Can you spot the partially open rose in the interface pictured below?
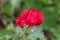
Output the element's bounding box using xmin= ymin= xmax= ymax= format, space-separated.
xmin=16 ymin=9 xmax=44 ymax=27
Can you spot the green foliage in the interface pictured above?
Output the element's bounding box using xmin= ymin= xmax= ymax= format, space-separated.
xmin=12 ymin=34 xmax=21 ymax=40
xmin=0 ymin=30 xmax=13 ymax=40
xmin=3 ymin=0 xmax=21 ymax=17
xmin=0 ymin=0 xmax=60 ymax=40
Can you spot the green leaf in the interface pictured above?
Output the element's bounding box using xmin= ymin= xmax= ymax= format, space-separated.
xmin=12 ymin=35 xmax=21 ymax=40
xmin=15 ymin=27 xmax=23 ymax=36
xmin=6 ymin=22 xmax=14 ymax=31
xmin=30 ymin=27 xmax=46 ymax=40
xmin=3 ymin=0 xmax=21 ymax=16
xmin=0 ymin=33 xmax=4 ymax=39
xmin=0 ymin=30 xmax=13 ymax=39
xmin=3 ymin=3 xmax=12 ymax=16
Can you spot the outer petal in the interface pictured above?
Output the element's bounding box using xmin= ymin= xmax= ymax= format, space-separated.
xmin=16 ymin=16 xmax=26 ymax=27
xmin=16 ymin=10 xmax=29 ymax=27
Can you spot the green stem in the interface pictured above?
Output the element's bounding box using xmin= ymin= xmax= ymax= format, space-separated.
xmin=22 ymin=26 xmax=31 ymax=40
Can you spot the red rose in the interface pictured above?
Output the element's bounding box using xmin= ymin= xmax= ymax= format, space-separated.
xmin=16 ymin=9 xmax=44 ymax=27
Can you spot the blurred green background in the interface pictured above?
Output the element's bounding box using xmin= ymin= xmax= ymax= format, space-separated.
xmin=0 ymin=0 xmax=60 ymax=40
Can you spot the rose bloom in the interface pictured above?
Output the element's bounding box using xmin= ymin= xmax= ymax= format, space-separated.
xmin=16 ymin=9 xmax=44 ymax=27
